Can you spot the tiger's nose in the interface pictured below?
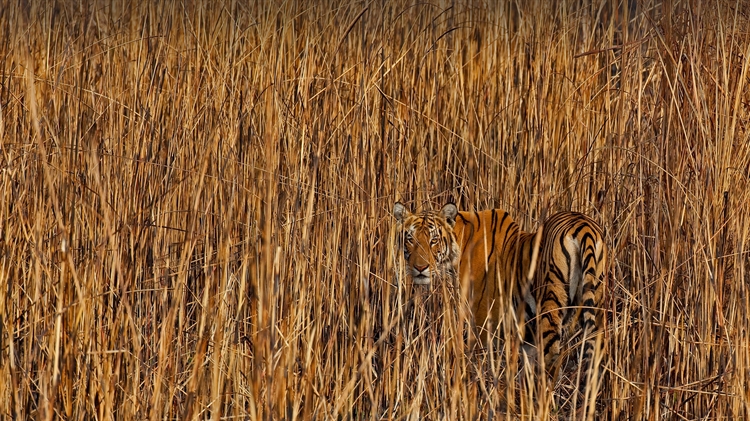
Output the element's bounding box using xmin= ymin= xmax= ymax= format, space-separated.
xmin=414 ymin=264 xmax=428 ymax=272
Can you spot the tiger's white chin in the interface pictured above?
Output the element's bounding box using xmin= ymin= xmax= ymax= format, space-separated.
xmin=412 ymin=275 xmax=431 ymax=285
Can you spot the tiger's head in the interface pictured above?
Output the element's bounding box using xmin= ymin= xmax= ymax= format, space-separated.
xmin=393 ymin=202 xmax=460 ymax=285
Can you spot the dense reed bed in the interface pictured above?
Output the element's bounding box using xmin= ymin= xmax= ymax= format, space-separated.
xmin=1 ymin=0 xmax=748 ymax=419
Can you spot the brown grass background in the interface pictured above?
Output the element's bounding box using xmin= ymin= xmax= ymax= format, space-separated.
xmin=1 ymin=0 xmax=749 ymax=419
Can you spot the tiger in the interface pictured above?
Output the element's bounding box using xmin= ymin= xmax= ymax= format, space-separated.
xmin=393 ymin=201 xmax=607 ymax=386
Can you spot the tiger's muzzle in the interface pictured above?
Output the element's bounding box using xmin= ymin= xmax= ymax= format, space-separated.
xmin=410 ymin=264 xmax=432 ymax=285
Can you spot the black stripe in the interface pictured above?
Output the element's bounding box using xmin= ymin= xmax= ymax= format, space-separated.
xmin=481 ymin=276 xmax=489 ymax=299
xmin=540 ymin=312 xmax=556 ymax=326
xmin=559 ymin=233 xmax=572 ymax=267
xmin=486 ymin=209 xmax=499 ymax=263
xmin=579 ymin=232 xmax=595 ymax=247
xmin=572 ymin=222 xmax=588 ymax=237
xmin=581 ymin=318 xmax=596 ymax=330
xmin=543 ymin=334 xmax=560 ymax=355
xmin=582 ymin=253 xmax=596 ymax=271
xmin=498 ymin=212 xmax=513 ymax=251
xmin=548 ymin=262 xmax=566 ymax=282
xmin=542 ymin=290 xmax=564 ymax=309
xmin=542 ymin=329 xmax=558 ymax=340
xmin=583 ymin=340 xmax=596 ymax=353
xmin=583 ymin=341 xmax=594 ymax=351
xmin=457 ymin=213 xmax=475 ymax=239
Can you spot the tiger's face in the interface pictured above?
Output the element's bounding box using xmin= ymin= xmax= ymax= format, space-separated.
xmin=393 ymin=202 xmax=460 ymax=285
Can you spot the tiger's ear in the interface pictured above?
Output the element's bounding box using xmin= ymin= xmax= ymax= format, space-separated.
xmin=440 ymin=203 xmax=458 ymax=226
xmin=393 ymin=202 xmax=410 ymax=223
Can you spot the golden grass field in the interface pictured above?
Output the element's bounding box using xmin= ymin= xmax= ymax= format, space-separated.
xmin=1 ymin=1 xmax=749 ymax=419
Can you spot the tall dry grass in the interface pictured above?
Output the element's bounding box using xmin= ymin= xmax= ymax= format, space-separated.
xmin=1 ymin=0 xmax=749 ymax=419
